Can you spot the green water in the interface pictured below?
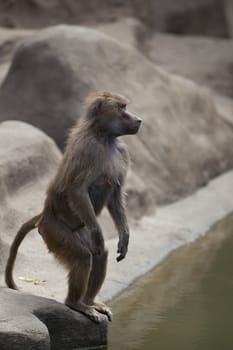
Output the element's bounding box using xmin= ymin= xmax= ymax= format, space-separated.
xmin=108 ymin=214 xmax=233 ymax=350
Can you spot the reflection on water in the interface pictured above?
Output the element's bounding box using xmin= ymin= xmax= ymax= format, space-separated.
xmin=107 ymin=214 xmax=233 ymax=350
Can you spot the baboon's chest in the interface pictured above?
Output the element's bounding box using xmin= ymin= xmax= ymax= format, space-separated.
xmin=88 ymin=145 xmax=125 ymax=213
xmin=88 ymin=175 xmax=115 ymax=213
xmin=89 ymin=163 xmax=122 ymax=213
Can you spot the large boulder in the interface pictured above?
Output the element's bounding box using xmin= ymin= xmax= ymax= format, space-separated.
xmin=0 ymin=25 xmax=233 ymax=208
xmin=0 ymin=121 xmax=60 ymax=203
xmin=140 ymin=0 xmax=232 ymax=38
xmin=0 ymin=27 xmax=33 ymax=85
xmin=0 ymin=0 xmax=232 ymax=38
xmin=0 ymin=28 xmax=33 ymax=65
xmin=145 ymin=34 xmax=233 ymax=99
xmin=0 ymin=288 xmax=107 ymax=350
xmin=95 ymin=20 xmax=233 ymax=100
xmin=93 ymin=20 xmax=233 ymax=125
xmin=95 ymin=17 xmax=145 ymax=49
xmin=0 ymin=121 xmax=62 ymax=275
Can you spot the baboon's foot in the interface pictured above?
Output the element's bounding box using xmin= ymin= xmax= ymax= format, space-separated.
xmin=66 ymin=302 xmax=107 ymax=323
xmin=92 ymin=302 xmax=113 ymax=322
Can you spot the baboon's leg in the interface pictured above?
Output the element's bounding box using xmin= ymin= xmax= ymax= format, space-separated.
xmin=66 ymin=248 xmax=92 ymax=304
xmin=79 ymin=227 xmax=108 ymax=303
xmin=83 ymin=249 xmax=112 ymax=321
xmin=38 ymin=217 xmax=107 ymax=323
xmin=84 ymin=250 xmax=108 ymax=302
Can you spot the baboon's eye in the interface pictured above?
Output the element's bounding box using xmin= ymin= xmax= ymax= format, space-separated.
xmin=121 ymin=111 xmax=130 ymax=120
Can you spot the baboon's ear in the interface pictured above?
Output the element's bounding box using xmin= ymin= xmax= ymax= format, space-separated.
xmin=86 ymin=97 xmax=103 ymax=119
xmin=91 ymin=98 xmax=103 ymax=117
xmin=93 ymin=98 xmax=103 ymax=114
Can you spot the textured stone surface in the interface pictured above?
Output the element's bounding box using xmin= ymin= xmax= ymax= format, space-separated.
xmin=0 ymin=25 xmax=233 ymax=211
xmin=94 ymin=19 xmax=233 ymax=100
xmin=0 ymin=27 xmax=33 ymax=86
xmin=95 ymin=17 xmax=144 ymax=49
xmin=140 ymin=0 xmax=232 ymax=37
xmin=0 ymin=288 xmax=107 ymax=350
xmin=0 ymin=0 xmax=232 ymax=38
xmin=146 ymin=34 xmax=233 ymax=99
xmin=0 ymin=28 xmax=33 ymax=65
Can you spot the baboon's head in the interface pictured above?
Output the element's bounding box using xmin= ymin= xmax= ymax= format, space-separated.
xmin=85 ymin=91 xmax=142 ymax=137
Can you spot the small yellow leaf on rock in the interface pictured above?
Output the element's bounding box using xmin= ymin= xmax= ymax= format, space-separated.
xmin=18 ymin=276 xmax=47 ymax=285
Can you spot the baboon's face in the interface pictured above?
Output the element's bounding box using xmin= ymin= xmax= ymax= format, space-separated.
xmin=97 ymin=98 xmax=142 ymax=137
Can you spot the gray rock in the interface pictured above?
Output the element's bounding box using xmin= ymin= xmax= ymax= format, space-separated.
xmin=0 ymin=0 xmax=232 ymax=38
xmin=0 ymin=63 xmax=9 ymax=87
xmin=0 ymin=121 xmax=61 ymax=201
xmin=223 ymin=0 xmax=233 ymax=37
xmin=146 ymin=33 xmax=233 ymax=99
xmin=0 ymin=27 xmax=34 ymax=85
xmin=0 ymin=25 xmax=233 ymax=210
xmin=214 ymin=94 xmax=233 ymax=125
xmin=0 ymin=288 xmax=107 ymax=350
xmin=95 ymin=17 xmax=145 ymax=49
xmin=142 ymin=0 xmax=231 ymax=37
xmin=0 ymin=28 xmax=33 ymax=65
xmin=0 ymin=121 xmax=65 ymax=296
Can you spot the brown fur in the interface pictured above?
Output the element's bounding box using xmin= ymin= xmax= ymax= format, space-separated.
xmin=5 ymin=91 xmax=142 ymax=323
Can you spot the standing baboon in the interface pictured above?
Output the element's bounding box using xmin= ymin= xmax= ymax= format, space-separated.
xmin=5 ymin=91 xmax=142 ymax=323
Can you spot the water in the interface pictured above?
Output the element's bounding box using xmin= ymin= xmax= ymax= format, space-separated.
xmin=107 ymin=213 xmax=233 ymax=350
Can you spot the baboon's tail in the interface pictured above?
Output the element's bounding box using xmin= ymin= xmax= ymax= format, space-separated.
xmin=5 ymin=214 xmax=42 ymax=290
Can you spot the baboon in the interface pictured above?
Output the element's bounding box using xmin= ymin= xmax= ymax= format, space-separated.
xmin=5 ymin=91 xmax=142 ymax=323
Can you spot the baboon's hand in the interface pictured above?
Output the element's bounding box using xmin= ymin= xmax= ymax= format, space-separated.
xmin=91 ymin=227 xmax=105 ymax=255
xmin=117 ymin=234 xmax=129 ymax=262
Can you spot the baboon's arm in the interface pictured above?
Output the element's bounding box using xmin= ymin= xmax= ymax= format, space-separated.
xmin=108 ymin=186 xmax=129 ymax=262
xmin=68 ymin=186 xmax=98 ymax=230
xmin=68 ymin=185 xmax=104 ymax=253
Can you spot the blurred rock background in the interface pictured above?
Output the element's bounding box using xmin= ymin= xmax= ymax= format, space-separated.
xmin=0 ymin=0 xmax=232 ymax=216
xmin=0 ymin=0 xmax=232 ymax=36
xmin=0 ymin=2 xmax=233 ymax=347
